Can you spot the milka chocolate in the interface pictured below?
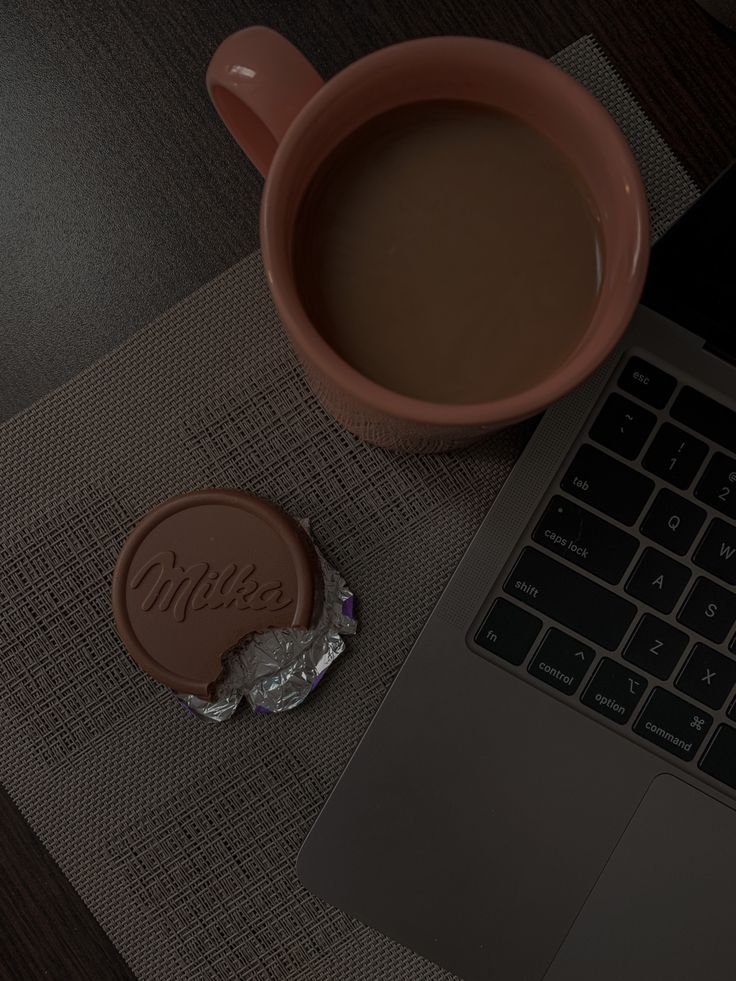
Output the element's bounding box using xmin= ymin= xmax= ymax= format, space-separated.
xmin=112 ymin=490 xmax=320 ymax=698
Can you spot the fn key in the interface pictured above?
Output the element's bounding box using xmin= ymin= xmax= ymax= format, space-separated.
xmin=475 ymin=598 xmax=541 ymax=665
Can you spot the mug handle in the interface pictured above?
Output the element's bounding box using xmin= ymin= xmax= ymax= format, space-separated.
xmin=206 ymin=27 xmax=323 ymax=177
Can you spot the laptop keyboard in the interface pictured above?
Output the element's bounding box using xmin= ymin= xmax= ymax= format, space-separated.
xmin=473 ymin=352 xmax=736 ymax=795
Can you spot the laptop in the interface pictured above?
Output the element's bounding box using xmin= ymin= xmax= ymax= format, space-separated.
xmin=298 ymin=163 xmax=736 ymax=981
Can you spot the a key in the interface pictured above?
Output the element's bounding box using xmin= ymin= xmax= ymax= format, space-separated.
xmin=618 ymin=356 xmax=677 ymax=409
xmin=694 ymin=452 xmax=736 ymax=520
xmin=527 ymin=629 xmax=594 ymax=695
xmin=675 ymin=643 xmax=736 ymax=710
xmin=532 ymin=496 xmax=638 ymax=584
xmin=503 ymin=548 xmax=637 ymax=650
xmin=623 ymin=614 xmax=689 ymax=680
xmin=633 ymin=688 xmax=712 ymax=761
xmin=625 ymin=547 xmax=691 ymax=614
xmin=699 ymin=725 xmax=736 ymax=790
xmin=561 ymin=444 xmax=654 ymax=526
xmin=670 ymin=386 xmax=736 ymax=455
xmin=589 ymin=393 xmax=656 ymax=460
xmin=580 ymin=657 xmax=646 ymax=724
xmin=727 ymin=697 xmax=736 ymax=722
xmin=693 ymin=519 xmax=736 ymax=586
xmin=474 ymin=598 xmax=541 ymax=666
xmin=642 ymin=422 xmax=709 ymax=489
xmin=640 ymin=488 xmax=706 ymax=556
xmin=678 ymin=577 xmax=736 ymax=644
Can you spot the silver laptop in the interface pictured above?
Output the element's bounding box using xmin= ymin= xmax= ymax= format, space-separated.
xmin=298 ymin=166 xmax=736 ymax=980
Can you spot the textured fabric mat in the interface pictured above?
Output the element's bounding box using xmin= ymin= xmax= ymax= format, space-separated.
xmin=0 ymin=36 xmax=698 ymax=981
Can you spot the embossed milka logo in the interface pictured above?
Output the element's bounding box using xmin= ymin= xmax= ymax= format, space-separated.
xmin=130 ymin=550 xmax=293 ymax=623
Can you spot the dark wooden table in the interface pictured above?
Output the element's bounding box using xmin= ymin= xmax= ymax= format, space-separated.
xmin=1 ymin=1 xmax=734 ymax=978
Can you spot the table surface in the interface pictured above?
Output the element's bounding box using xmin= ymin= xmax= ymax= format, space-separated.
xmin=1 ymin=1 xmax=735 ymax=978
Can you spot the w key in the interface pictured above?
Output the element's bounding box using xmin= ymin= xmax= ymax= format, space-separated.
xmin=693 ymin=519 xmax=736 ymax=586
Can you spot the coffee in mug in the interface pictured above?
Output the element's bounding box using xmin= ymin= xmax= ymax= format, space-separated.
xmin=293 ymin=101 xmax=602 ymax=404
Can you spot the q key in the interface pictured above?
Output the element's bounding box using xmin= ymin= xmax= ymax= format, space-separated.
xmin=641 ymin=488 xmax=706 ymax=555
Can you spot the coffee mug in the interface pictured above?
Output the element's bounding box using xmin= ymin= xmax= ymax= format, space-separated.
xmin=206 ymin=27 xmax=649 ymax=452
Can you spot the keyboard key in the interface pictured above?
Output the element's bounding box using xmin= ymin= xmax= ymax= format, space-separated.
xmin=633 ymin=688 xmax=712 ymax=761
xmin=503 ymin=548 xmax=637 ymax=650
xmin=640 ymin=488 xmax=706 ymax=556
xmin=527 ymin=629 xmax=594 ymax=695
xmin=625 ymin=548 xmax=691 ymax=613
xmin=675 ymin=643 xmax=736 ymax=710
xmin=618 ymin=356 xmax=677 ymax=409
xmin=474 ymin=598 xmax=541 ymax=665
xmin=727 ymin=698 xmax=736 ymax=722
xmin=695 ymin=452 xmax=736 ymax=520
xmin=678 ymin=577 xmax=736 ymax=644
xmin=532 ymin=496 xmax=638 ymax=584
xmin=561 ymin=444 xmax=654 ymax=526
xmin=589 ymin=393 xmax=656 ymax=460
xmin=641 ymin=422 xmax=709 ymax=489
xmin=699 ymin=725 xmax=736 ymax=790
xmin=580 ymin=657 xmax=646 ymax=724
xmin=693 ymin=519 xmax=736 ymax=586
xmin=623 ymin=614 xmax=689 ymax=680
xmin=671 ymin=385 xmax=736 ymax=455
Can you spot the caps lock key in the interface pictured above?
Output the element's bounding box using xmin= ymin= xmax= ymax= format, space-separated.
xmin=533 ymin=496 xmax=639 ymax=584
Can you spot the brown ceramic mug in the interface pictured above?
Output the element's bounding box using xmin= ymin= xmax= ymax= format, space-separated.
xmin=206 ymin=27 xmax=649 ymax=452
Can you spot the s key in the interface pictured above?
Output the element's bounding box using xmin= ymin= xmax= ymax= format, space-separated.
xmin=678 ymin=577 xmax=736 ymax=644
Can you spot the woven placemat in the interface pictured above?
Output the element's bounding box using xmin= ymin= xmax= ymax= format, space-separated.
xmin=0 ymin=36 xmax=698 ymax=981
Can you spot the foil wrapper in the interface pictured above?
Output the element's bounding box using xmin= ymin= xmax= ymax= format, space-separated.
xmin=177 ymin=545 xmax=356 ymax=721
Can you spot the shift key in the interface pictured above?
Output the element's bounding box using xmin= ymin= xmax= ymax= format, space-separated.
xmin=561 ymin=444 xmax=655 ymax=526
xmin=504 ymin=547 xmax=637 ymax=650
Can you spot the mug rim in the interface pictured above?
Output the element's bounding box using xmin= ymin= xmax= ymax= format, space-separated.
xmin=261 ymin=36 xmax=649 ymax=427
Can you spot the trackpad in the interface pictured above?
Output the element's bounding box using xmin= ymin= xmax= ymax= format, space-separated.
xmin=545 ymin=774 xmax=736 ymax=981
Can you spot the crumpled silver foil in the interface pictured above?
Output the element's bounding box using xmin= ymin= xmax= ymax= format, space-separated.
xmin=177 ymin=545 xmax=356 ymax=721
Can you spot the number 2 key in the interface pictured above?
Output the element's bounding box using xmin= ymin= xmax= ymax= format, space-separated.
xmin=695 ymin=452 xmax=736 ymax=520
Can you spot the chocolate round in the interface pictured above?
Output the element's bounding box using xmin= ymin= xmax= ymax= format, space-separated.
xmin=112 ymin=490 xmax=319 ymax=698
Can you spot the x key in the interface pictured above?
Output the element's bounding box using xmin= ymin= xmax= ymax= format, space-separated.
xmin=675 ymin=644 xmax=736 ymax=710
